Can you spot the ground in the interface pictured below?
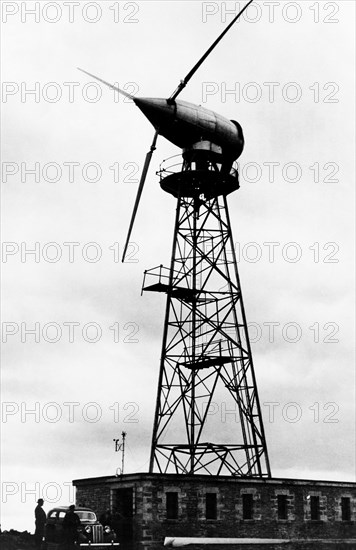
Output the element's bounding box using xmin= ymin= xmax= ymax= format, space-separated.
xmin=0 ymin=530 xmax=34 ymax=550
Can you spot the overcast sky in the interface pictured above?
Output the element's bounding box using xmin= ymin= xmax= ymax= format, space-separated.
xmin=1 ymin=0 xmax=355 ymax=533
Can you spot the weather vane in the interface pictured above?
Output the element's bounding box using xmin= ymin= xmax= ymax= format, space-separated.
xmin=113 ymin=431 xmax=127 ymax=476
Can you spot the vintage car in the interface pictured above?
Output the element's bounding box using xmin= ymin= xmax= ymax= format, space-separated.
xmin=45 ymin=506 xmax=118 ymax=548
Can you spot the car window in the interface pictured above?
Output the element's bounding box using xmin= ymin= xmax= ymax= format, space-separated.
xmin=58 ymin=511 xmax=66 ymax=519
xmin=77 ymin=511 xmax=96 ymax=521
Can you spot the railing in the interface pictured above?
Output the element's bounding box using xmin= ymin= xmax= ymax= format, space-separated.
xmin=157 ymin=155 xmax=239 ymax=180
xmin=179 ymin=339 xmax=235 ymax=367
xmin=141 ymin=265 xmax=171 ymax=294
xmin=157 ymin=155 xmax=184 ymax=178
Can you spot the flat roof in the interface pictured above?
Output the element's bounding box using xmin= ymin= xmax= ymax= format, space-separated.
xmin=73 ymin=472 xmax=356 ymax=488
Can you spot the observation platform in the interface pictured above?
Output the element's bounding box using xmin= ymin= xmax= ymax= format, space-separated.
xmin=157 ymin=155 xmax=240 ymax=199
xmin=178 ymin=355 xmax=233 ymax=370
xmin=141 ymin=265 xmax=235 ymax=303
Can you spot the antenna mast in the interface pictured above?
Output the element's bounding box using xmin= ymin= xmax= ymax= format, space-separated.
xmin=121 ymin=431 xmax=127 ymax=475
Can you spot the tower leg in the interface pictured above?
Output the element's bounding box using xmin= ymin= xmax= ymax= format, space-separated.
xmin=145 ymin=183 xmax=270 ymax=477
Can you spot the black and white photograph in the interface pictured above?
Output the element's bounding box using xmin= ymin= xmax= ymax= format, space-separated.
xmin=1 ymin=1 xmax=355 ymax=549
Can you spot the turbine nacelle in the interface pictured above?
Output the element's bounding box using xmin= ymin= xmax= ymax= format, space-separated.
xmin=134 ymin=97 xmax=244 ymax=162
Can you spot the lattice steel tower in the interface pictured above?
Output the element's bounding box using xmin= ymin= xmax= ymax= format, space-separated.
xmin=79 ymin=0 xmax=269 ymax=478
xmin=143 ymin=143 xmax=270 ymax=477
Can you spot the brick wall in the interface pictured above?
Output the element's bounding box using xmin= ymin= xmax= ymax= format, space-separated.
xmin=73 ymin=473 xmax=356 ymax=550
xmin=75 ymin=484 xmax=111 ymax=518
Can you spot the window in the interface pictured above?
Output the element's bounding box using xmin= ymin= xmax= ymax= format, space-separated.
xmin=277 ymin=495 xmax=288 ymax=520
xmin=77 ymin=511 xmax=96 ymax=522
xmin=166 ymin=492 xmax=178 ymax=519
xmin=242 ymin=494 xmax=254 ymax=520
xmin=310 ymin=496 xmax=320 ymax=520
xmin=341 ymin=497 xmax=351 ymax=521
xmin=205 ymin=493 xmax=217 ymax=520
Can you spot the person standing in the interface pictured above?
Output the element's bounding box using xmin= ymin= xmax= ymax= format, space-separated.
xmin=34 ymin=498 xmax=46 ymax=550
xmin=62 ymin=505 xmax=81 ymax=549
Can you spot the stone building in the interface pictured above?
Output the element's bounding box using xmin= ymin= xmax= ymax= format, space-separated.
xmin=73 ymin=472 xmax=356 ymax=549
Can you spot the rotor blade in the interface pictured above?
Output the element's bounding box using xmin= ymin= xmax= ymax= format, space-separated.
xmin=122 ymin=131 xmax=159 ymax=262
xmin=168 ymin=0 xmax=254 ymax=103
xmin=77 ymin=67 xmax=134 ymax=100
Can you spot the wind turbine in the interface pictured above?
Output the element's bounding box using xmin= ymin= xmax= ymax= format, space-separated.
xmin=79 ymin=0 xmax=270 ymax=477
xmin=78 ymin=0 xmax=254 ymax=262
